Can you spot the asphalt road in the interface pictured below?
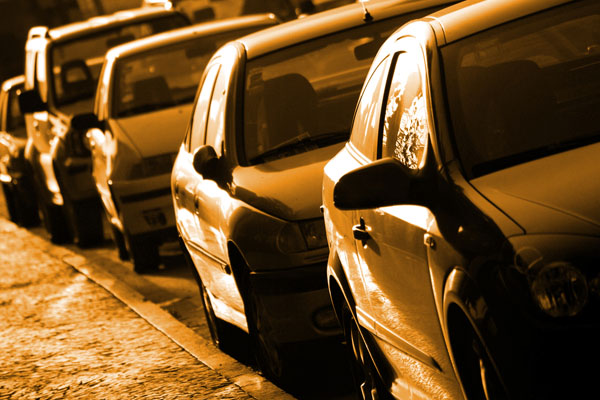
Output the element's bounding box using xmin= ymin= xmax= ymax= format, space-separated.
xmin=0 ymin=195 xmax=355 ymax=399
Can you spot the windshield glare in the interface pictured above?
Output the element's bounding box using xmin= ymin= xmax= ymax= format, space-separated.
xmin=243 ymin=16 xmax=403 ymax=165
xmin=443 ymin=0 xmax=600 ymax=178
xmin=51 ymin=15 xmax=187 ymax=107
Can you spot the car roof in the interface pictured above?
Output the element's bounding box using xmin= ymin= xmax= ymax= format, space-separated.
xmin=1 ymin=75 xmax=25 ymax=92
xmin=237 ymin=0 xmax=457 ymax=59
xmin=46 ymin=7 xmax=182 ymax=41
xmin=105 ymin=13 xmax=278 ymax=61
xmin=427 ymin=0 xmax=574 ymax=45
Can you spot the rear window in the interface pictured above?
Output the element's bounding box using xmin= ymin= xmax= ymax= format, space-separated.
xmin=50 ymin=14 xmax=188 ymax=107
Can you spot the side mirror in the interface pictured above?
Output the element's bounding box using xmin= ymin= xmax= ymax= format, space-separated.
xmin=71 ymin=112 xmax=101 ymax=131
xmin=18 ymin=89 xmax=47 ymax=113
xmin=334 ymin=158 xmax=411 ymax=210
xmin=193 ymin=145 xmax=220 ymax=181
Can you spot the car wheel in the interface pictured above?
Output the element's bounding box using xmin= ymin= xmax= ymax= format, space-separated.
xmin=65 ymin=197 xmax=104 ymax=248
xmin=341 ymin=301 xmax=389 ymax=400
xmin=13 ymin=183 xmax=40 ymax=228
xmin=109 ymin=224 xmax=129 ymax=261
xmin=39 ymin=198 xmax=71 ymax=244
xmin=2 ymin=183 xmax=19 ymax=223
xmin=246 ymin=286 xmax=291 ymax=384
xmin=126 ymin=234 xmax=159 ymax=273
xmin=452 ymin=321 xmax=508 ymax=400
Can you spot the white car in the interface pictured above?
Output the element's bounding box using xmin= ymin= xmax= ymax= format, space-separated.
xmin=76 ymin=14 xmax=278 ymax=272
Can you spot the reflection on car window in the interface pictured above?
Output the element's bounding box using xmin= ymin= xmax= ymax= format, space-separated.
xmin=243 ymin=15 xmax=405 ymax=165
xmin=443 ymin=0 xmax=600 ymax=178
xmin=381 ymin=52 xmax=427 ymax=170
xmin=349 ymin=56 xmax=390 ymax=160
xmin=189 ymin=64 xmax=220 ymax=152
xmin=51 ymin=14 xmax=187 ymax=107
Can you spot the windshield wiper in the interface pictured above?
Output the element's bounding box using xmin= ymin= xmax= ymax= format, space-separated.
xmin=249 ymin=131 xmax=348 ymax=164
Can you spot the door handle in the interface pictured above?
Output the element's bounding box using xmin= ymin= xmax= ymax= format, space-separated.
xmin=352 ymin=217 xmax=370 ymax=246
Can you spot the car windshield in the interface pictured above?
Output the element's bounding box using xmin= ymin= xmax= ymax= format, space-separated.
xmin=112 ymin=28 xmax=261 ymax=118
xmin=51 ymin=14 xmax=187 ymax=107
xmin=243 ymin=16 xmax=404 ymax=165
xmin=442 ymin=0 xmax=600 ymax=178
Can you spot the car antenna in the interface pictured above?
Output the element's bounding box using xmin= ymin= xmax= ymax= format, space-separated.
xmin=359 ymin=0 xmax=373 ymax=22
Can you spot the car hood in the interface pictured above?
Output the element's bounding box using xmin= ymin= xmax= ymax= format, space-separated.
xmin=470 ymin=142 xmax=600 ymax=236
xmin=232 ymin=143 xmax=344 ymax=221
xmin=112 ymin=104 xmax=193 ymax=158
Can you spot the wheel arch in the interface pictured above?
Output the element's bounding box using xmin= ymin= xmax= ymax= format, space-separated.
xmin=442 ymin=267 xmax=508 ymax=399
xmin=327 ymin=250 xmax=355 ymax=324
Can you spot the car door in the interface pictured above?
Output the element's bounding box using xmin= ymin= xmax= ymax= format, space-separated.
xmin=192 ymin=51 xmax=246 ymax=320
xmin=173 ymin=62 xmax=220 ymax=248
xmin=353 ymin=40 xmax=455 ymax=395
xmin=325 ymin=54 xmax=392 ymax=320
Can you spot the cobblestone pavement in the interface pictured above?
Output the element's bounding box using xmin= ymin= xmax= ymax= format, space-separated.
xmin=0 ymin=218 xmax=287 ymax=399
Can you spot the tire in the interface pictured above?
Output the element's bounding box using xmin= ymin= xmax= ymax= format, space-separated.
xmin=109 ymin=224 xmax=129 ymax=261
xmin=14 ymin=187 xmax=40 ymax=227
xmin=452 ymin=322 xmax=508 ymax=400
xmin=64 ymin=197 xmax=104 ymax=248
xmin=341 ymin=301 xmax=390 ymax=400
xmin=2 ymin=183 xmax=19 ymax=223
xmin=126 ymin=234 xmax=159 ymax=273
xmin=246 ymin=285 xmax=292 ymax=385
xmin=39 ymin=197 xmax=71 ymax=244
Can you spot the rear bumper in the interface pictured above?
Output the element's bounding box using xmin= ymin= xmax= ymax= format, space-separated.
xmin=111 ymin=173 xmax=175 ymax=236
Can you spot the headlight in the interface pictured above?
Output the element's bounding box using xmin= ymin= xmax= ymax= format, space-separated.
xmin=276 ymin=219 xmax=327 ymax=253
xmin=276 ymin=224 xmax=306 ymax=253
xmin=299 ymin=219 xmax=328 ymax=249
xmin=530 ymin=261 xmax=589 ymax=318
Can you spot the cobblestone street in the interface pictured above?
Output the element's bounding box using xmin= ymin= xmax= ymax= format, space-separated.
xmin=0 ymin=218 xmax=291 ymax=399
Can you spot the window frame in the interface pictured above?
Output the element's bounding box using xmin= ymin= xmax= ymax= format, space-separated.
xmin=187 ymin=61 xmax=221 ymax=153
xmin=348 ymin=55 xmax=392 ymax=161
xmin=377 ymin=38 xmax=432 ymax=172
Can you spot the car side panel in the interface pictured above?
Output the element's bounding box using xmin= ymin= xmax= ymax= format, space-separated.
xmin=323 ymin=144 xmax=370 ymax=325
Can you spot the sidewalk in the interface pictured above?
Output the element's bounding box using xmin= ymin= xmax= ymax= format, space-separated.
xmin=0 ymin=218 xmax=293 ymax=399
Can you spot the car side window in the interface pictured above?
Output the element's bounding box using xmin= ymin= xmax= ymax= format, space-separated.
xmin=189 ymin=63 xmax=220 ymax=152
xmin=380 ymin=50 xmax=429 ymax=170
xmin=205 ymin=60 xmax=233 ymax=158
xmin=349 ymin=56 xmax=391 ymax=160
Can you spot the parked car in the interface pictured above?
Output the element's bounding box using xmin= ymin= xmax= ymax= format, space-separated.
xmin=172 ymin=0 xmax=455 ymax=383
xmin=74 ymin=14 xmax=279 ymax=273
xmin=323 ymin=0 xmax=600 ymax=398
xmin=18 ymin=7 xmax=189 ymax=246
xmin=0 ymin=75 xmax=39 ymax=227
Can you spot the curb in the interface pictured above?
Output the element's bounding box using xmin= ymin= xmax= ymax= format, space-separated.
xmin=34 ymin=234 xmax=295 ymax=400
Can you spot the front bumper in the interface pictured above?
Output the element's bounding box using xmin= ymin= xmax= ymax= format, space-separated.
xmin=250 ymin=262 xmax=341 ymax=343
xmin=111 ymin=173 xmax=176 ymax=236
